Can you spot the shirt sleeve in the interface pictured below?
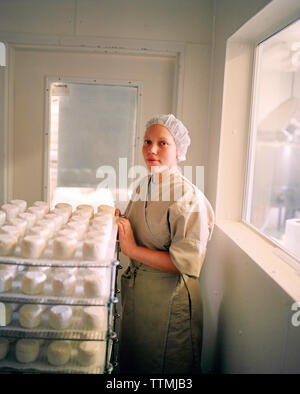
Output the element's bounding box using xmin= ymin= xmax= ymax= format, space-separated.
xmin=168 ymin=193 xmax=214 ymax=278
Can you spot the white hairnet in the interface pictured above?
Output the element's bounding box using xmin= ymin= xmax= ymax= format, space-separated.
xmin=145 ymin=114 xmax=191 ymax=162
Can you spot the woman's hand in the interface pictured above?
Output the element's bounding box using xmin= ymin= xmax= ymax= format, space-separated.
xmin=116 ymin=214 xmax=180 ymax=274
xmin=115 ymin=208 xmax=121 ymax=217
xmin=117 ymin=217 xmax=138 ymax=258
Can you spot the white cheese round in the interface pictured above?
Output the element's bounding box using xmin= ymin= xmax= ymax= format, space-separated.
xmin=16 ymin=339 xmax=40 ymax=363
xmin=21 ymin=271 xmax=47 ymax=295
xmin=76 ymin=341 xmax=102 ymax=366
xmin=47 ymin=340 xmax=71 ymax=366
xmin=56 ymin=228 xmax=79 ymax=240
xmin=73 ymin=209 xmax=92 ymax=219
xmin=0 ymin=263 xmax=18 ymax=278
xmin=36 ymin=219 xmax=56 ymax=238
xmin=19 ymin=304 xmax=43 ymax=328
xmin=53 ymin=236 xmax=78 ymax=260
xmin=82 ymin=306 xmax=107 ymax=331
xmin=49 ymin=305 xmax=73 ymax=330
xmin=76 ymin=204 xmax=94 ymax=215
xmin=44 ymin=213 xmax=64 ymax=231
xmin=21 ymin=235 xmax=47 ymax=259
xmin=18 ymin=212 xmax=37 ymax=228
xmin=8 ymin=218 xmax=28 ymax=237
xmin=69 ymin=214 xmax=90 ymax=226
xmin=0 ymin=270 xmax=14 ymax=292
xmin=51 ymin=208 xmax=70 ymax=224
xmin=0 ymin=225 xmax=23 ymax=241
xmin=27 ymin=225 xmax=52 ymax=240
xmin=1 ymin=203 xmax=20 ymax=220
xmin=86 ymin=229 xmax=107 ymax=240
xmin=33 ymin=201 xmax=50 ymax=215
xmin=83 ymin=274 xmax=108 ymax=298
xmin=65 ymin=221 xmax=87 ymax=239
xmin=82 ymin=239 xmax=108 ymax=261
xmin=97 ymin=204 xmax=115 ymax=215
xmin=55 ymin=203 xmax=73 ymax=217
xmin=0 ymin=233 xmax=18 ymax=256
xmin=27 ymin=206 xmax=46 ymax=220
xmin=52 ymin=272 xmax=76 ymax=297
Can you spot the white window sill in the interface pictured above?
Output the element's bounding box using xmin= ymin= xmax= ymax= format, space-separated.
xmin=216 ymin=220 xmax=300 ymax=302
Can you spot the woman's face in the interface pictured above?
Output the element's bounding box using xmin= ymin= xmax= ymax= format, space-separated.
xmin=142 ymin=124 xmax=177 ymax=172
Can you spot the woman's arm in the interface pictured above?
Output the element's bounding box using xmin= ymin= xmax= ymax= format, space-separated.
xmin=117 ymin=217 xmax=180 ymax=274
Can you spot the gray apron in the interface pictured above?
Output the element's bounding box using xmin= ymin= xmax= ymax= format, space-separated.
xmin=118 ymin=178 xmax=205 ymax=374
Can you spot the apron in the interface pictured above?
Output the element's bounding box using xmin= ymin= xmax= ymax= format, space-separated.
xmin=118 ymin=177 xmax=205 ymax=374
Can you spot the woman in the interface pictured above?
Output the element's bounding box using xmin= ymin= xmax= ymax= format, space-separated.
xmin=116 ymin=114 xmax=214 ymax=374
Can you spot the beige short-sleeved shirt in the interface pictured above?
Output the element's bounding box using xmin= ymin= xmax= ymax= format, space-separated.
xmin=126 ymin=169 xmax=214 ymax=278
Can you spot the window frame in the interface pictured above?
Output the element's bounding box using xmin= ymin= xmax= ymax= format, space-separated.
xmin=242 ymin=19 xmax=300 ymax=263
xmin=43 ymin=76 xmax=142 ymax=203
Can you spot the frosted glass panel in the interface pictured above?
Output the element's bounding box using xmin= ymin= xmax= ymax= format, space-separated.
xmin=50 ymin=82 xmax=137 ymax=189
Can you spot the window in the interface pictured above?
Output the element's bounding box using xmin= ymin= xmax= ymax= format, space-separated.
xmin=46 ymin=78 xmax=140 ymax=209
xmin=244 ymin=19 xmax=300 ymax=261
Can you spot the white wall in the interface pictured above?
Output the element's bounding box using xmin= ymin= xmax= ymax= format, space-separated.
xmin=0 ymin=0 xmax=213 ymax=43
xmin=201 ymin=0 xmax=300 ymax=374
xmin=0 ymin=0 xmax=214 ymax=202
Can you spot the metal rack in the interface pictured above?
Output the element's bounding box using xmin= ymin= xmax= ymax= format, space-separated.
xmin=110 ymin=240 xmax=122 ymax=372
xmin=0 ymin=225 xmax=120 ymax=374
